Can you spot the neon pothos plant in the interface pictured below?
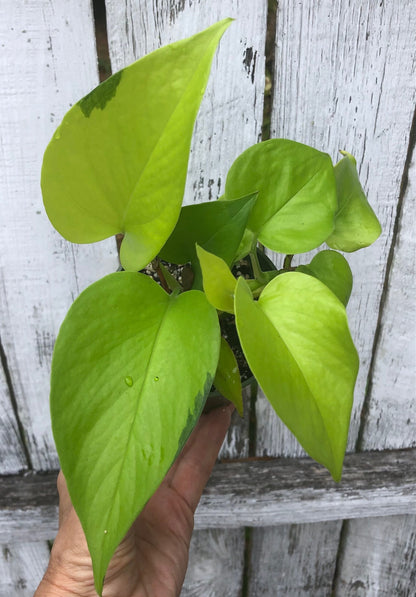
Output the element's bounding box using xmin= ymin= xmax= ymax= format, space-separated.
xmin=41 ymin=19 xmax=381 ymax=595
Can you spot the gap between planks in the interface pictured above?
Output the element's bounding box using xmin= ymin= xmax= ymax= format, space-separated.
xmin=0 ymin=448 xmax=414 ymax=542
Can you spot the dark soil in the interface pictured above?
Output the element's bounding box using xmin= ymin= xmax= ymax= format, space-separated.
xmin=218 ymin=312 xmax=252 ymax=384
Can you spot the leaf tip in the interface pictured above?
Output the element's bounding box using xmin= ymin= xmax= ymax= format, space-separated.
xmin=328 ymin=452 xmax=345 ymax=483
xmin=330 ymin=467 xmax=343 ymax=484
xmin=339 ymin=149 xmax=356 ymax=166
xmin=220 ymin=16 xmax=235 ymax=26
xmin=204 ymin=17 xmax=234 ymax=41
xmin=93 ymin=573 xmax=105 ymax=597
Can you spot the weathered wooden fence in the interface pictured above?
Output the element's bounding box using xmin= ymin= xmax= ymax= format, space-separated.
xmin=0 ymin=1 xmax=415 ymax=595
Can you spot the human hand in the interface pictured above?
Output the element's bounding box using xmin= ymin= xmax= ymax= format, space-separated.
xmin=35 ymin=404 xmax=234 ymax=597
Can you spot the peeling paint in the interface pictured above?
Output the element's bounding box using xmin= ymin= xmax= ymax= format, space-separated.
xmin=243 ymin=47 xmax=257 ymax=84
xmin=169 ymin=0 xmax=187 ymax=25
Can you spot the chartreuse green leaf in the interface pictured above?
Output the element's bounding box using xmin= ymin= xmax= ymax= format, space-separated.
xmin=197 ymin=245 xmax=236 ymax=313
xmin=41 ymin=19 xmax=232 ymax=272
xmin=160 ymin=194 xmax=256 ymax=266
xmin=326 ymin=151 xmax=382 ymax=252
xmin=297 ymin=250 xmax=353 ymax=306
xmin=234 ymin=273 xmax=358 ymax=481
xmin=213 ymin=337 xmax=243 ymax=415
xmin=50 ymin=273 xmax=220 ymax=594
xmin=223 ymin=139 xmax=337 ymax=254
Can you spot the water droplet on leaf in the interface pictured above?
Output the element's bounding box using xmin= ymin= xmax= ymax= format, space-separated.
xmin=154 ymin=376 xmax=159 ymax=382
xmin=124 ymin=376 xmax=133 ymax=387
xmin=104 ymin=529 xmax=108 ymax=535
xmin=142 ymin=445 xmax=153 ymax=461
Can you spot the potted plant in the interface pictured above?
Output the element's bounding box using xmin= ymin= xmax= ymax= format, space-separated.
xmin=41 ymin=19 xmax=381 ymax=595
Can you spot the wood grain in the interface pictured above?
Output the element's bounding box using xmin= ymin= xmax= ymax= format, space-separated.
xmin=182 ymin=529 xmax=245 ymax=597
xmin=334 ymin=515 xmax=416 ymax=597
xmin=334 ymin=144 xmax=416 ymax=595
xmin=0 ymin=0 xmax=118 ymax=473
xmin=1 ymin=449 xmax=415 ymax=543
xmin=252 ymin=1 xmax=416 ymax=594
xmin=0 ymin=361 xmax=27 ymax=474
xmin=199 ymin=449 xmax=416 ymax=528
xmin=360 ymin=148 xmax=416 ymax=450
xmin=0 ymin=0 xmax=118 ymax=591
xmin=248 ymin=522 xmax=343 ymax=597
xmin=0 ymin=541 xmax=50 ymax=597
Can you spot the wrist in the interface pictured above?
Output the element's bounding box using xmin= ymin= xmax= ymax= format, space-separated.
xmin=35 ymin=574 xmax=79 ymax=597
xmin=35 ymin=564 xmax=93 ymax=597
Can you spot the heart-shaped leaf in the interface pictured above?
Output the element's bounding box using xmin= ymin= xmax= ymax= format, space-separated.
xmin=213 ymin=336 xmax=243 ymax=416
xmin=224 ymin=139 xmax=337 ymax=254
xmin=234 ymin=273 xmax=358 ymax=480
xmin=50 ymin=273 xmax=220 ymax=593
xmin=160 ymin=193 xmax=256 ymax=266
xmin=326 ymin=151 xmax=382 ymax=252
xmin=297 ymin=250 xmax=353 ymax=306
xmin=197 ymin=245 xmax=236 ymax=313
xmin=41 ymin=19 xmax=232 ymax=271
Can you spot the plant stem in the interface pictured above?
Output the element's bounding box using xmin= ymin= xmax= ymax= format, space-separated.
xmin=283 ymin=254 xmax=294 ymax=270
xmin=250 ymin=250 xmax=267 ymax=284
xmin=251 ymin=285 xmax=266 ymax=299
xmin=152 ymin=259 xmax=172 ymax=293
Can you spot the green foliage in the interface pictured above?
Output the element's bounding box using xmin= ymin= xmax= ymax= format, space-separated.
xmin=41 ymin=19 xmax=382 ymax=594
xmin=223 ymin=139 xmax=338 ymax=254
xmin=297 ymin=250 xmax=353 ymax=306
xmin=196 ymin=245 xmax=236 ymax=313
xmin=51 ymin=273 xmax=219 ymax=594
xmin=160 ymin=194 xmax=256 ymax=266
xmin=326 ymin=152 xmax=382 ymax=251
xmin=234 ymin=274 xmax=358 ymax=481
xmin=213 ymin=337 xmax=244 ymax=416
xmin=161 ymin=194 xmax=255 ymax=288
xmin=41 ymin=19 xmax=232 ymax=272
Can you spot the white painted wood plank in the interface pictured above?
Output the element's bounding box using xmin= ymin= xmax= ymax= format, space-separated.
xmin=182 ymin=529 xmax=245 ymax=597
xmin=0 ymin=364 xmax=27 ymax=474
xmin=255 ymin=387 xmax=306 ymax=458
xmin=252 ymin=2 xmax=416 ymax=595
xmin=0 ymin=1 xmax=119 ymax=592
xmin=3 ymin=449 xmax=415 ymax=542
xmin=0 ymin=1 xmax=118 ymax=471
xmin=0 ymin=541 xmax=50 ymax=597
xmin=196 ymin=449 xmax=416 ymax=529
xmin=248 ymin=522 xmax=342 ymax=597
xmin=335 ymin=138 xmax=416 ymax=596
xmin=334 ymin=515 xmax=416 ymax=596
xmin=361 ymin=153 xmax=416 ymax=450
